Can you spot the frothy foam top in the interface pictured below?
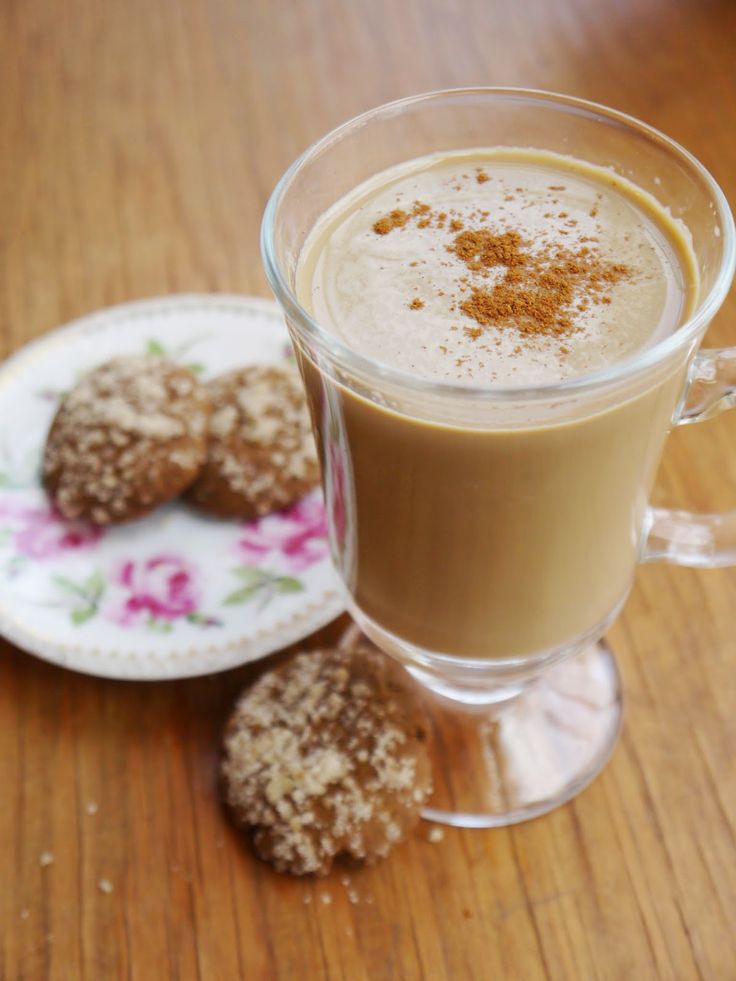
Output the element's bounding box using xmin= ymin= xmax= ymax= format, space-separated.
xmin=297 ymin=150 xmax=697 ymax=387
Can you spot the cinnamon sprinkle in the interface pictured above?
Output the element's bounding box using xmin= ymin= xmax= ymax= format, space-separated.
xmin=371 ymin=187 xmax=633 ymax=339
xmin=372 ymin=209 xmax=409 ymax=235
xmin=449 ymin=229 xmax=527 ymax=271
xmin=454 ymin=239 xmax=630 ymax=336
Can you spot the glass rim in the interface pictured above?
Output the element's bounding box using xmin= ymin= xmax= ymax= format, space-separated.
xmin=261 ymin=87 xmax=736 ymax=402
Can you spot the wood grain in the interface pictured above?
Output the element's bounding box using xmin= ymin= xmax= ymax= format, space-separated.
xmin=1 ymin=0 xmax=735 ymax=977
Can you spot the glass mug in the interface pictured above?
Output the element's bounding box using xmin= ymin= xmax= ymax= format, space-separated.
xmin=262 ymin=89 xmax=735 ymax=826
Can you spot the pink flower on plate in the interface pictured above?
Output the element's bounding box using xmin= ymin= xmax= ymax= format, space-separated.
xmin=237 ymin=494 xmax=329 ymax=573
xmin=0 ymin=497 xmax=103 ymax=560
xmin=113 ymin=554 xmax=200 ymax=625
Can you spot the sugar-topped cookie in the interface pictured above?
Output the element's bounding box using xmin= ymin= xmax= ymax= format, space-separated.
xmin=222 ymin=647 xmax=433 ymax=875
xmin=43 ymin=356 xmax=210 ymax=525
xmin=186 ymin=364 xmax=320 ymax=519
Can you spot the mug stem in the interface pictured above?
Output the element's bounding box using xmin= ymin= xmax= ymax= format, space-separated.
xmin=342 ymin=624 xmax=623 ymax=828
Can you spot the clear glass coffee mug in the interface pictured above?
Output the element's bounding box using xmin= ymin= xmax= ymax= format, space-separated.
xmin=262 ymin=89 xmax=736 ymax=826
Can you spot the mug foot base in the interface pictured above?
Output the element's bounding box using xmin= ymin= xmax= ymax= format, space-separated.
xmin=341 ymin=627 xmax=622 ymax=828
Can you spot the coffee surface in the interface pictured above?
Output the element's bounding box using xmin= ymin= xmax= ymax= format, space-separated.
xmin=298 ymin=150 xmax=696 ymax=386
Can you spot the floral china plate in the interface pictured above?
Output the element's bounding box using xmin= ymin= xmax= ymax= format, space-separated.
xmin=0 ymin=294 xmax=344 ymax=679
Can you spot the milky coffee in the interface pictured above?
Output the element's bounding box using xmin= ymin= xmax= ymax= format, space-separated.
xmin=296 ymin=150 xmax=698 ymax=659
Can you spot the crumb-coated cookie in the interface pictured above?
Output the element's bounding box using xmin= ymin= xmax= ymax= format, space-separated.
xmin=43 ymin=356 xmax=210 ymax=525
xmin=221 ymin=647 xmax=433 ymax=876
xmin=186 ymin=364 xmax=320 ymax=519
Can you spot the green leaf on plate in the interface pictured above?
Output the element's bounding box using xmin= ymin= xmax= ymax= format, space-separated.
xmin=230 ymin=566 xmax=266 ymax=585
xmin=147 ymin=617 xmax=173 ymax=633
xmin=84 ymin=570 xmax=105 ymax=601
xmin=53 ymin=575 xmax=83 ymax=596
xmin=71 ymin=606 xmax=95 ymax=626
xmin=223 ymin=585 xmax=262 ymax=606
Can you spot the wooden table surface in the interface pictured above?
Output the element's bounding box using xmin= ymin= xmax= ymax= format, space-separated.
xmin=2 ymin=0 xmax=735 ymax=978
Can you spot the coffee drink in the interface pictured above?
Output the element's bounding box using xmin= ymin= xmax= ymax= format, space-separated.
xmin=295 ymin=150 xmax=698 ymax=659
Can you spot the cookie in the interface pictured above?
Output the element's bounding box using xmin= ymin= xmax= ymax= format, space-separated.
xmin=43 ymin=356 xmax=210 ymax=525
xmin=222 ymin=647 xmax=433 ymax=876
xmin=186 ymin=364 xmax=320 ymax=519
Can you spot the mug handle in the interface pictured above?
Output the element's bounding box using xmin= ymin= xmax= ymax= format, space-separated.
xmin=643 ymin=347 xmax=736 ymax=566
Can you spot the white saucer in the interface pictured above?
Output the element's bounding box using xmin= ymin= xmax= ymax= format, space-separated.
xmin=0 ymin=294 xmax=344 ymax=679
